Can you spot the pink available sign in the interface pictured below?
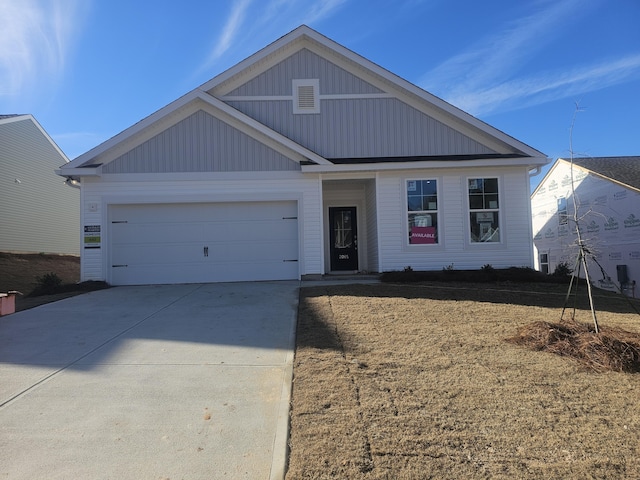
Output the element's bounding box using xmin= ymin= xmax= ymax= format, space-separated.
xmin=411 ymin=226 xmax=436 ymax=244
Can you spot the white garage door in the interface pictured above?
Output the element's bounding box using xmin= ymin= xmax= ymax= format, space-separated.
xmin=109 ymin=201 xmax=298 ymax=285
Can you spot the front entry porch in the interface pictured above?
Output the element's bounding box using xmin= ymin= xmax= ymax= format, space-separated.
xmin=322 ymin=178 xmax=378 ymax=274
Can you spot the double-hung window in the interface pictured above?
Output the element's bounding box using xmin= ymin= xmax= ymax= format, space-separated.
xmin=468 ymin=178 xmax=500 ymax=243
xmin=407 ymin=179 xmax=438 ymax=244
xmin=557 ymin=197 xmax=568 ymax=225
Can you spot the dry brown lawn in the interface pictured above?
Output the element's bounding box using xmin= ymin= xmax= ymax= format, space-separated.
xmin=286 ymin=282 xmax=640 ymax=479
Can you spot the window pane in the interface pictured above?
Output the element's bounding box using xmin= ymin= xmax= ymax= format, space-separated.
xmin=468 ymin=178 xmax=482 ymax=193
xmin=407 ymin=180 xmax=421 ymax=195
xmin=470 ymin=212 xmax=499 ymax=242
xmin=425 ymin=195 xmax=437 ymax=210
xmin=408 ymin=196 xmax=422 ymax=211
xmin=409 ymin=213 xmax=437 ymax=244
xmin=484 ymin=178 xmax=499 ymax=193
xmin=421 ymin=180 xmax=437 ymax=195
xmin=485 ymin=194 xmax=499 ymax=209
xmin=469 ymin=194 xmax=484 ymax=210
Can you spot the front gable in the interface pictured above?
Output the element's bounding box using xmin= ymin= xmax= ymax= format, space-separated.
xmin=215 ymin=46 xmax=500 ymax=160
xmin=202 ymin=26 xmax=546 ymax=166
xmin=103 ymin=109 xmax=300 ymax=174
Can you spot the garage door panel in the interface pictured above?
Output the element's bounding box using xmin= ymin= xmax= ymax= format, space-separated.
xmin=109 ymin=201 xmax=298 ymax=285
xmin=112 ymin=244 xmax=204 ymax=265
xmin=201 ymin=220 xmax=297 ymax=243
xmin=113 ymin=223 xmax=203 ymax=244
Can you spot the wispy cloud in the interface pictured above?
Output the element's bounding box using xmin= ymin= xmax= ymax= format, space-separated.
xmin=0 ymin=0 xmax=86 ymax=98
xmin=417 ymin=0 xmax=640 ymax=116
xmin=454 ymin=54 xmax=640 ymax=116
xmin=198 ymin=0 xmax=347 ymax=74
xmin=303 ymin=0 xmax=348 ymax=24
xmin=205 ymin=0 xmax=253 ymax=65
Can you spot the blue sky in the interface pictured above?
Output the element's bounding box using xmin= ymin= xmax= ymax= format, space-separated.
xmin=1 ymin=0 xmax=639 ymax=189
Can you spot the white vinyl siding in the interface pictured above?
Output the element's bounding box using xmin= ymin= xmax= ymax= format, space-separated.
xmin=0 ymin=117 xmax=79 ymax=254
xmin=365 ymin=179 xmax=379 ymax=272
xmin=377 ymin=167 xmax=534 ymax=271
xmin=77 ymin=173 xmax=322 ymax=283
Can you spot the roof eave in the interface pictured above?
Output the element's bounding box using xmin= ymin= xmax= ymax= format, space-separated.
xmin=302 ymin=156 xmax=549 ymax=173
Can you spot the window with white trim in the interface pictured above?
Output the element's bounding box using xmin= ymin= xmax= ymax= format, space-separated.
xmin=468 ymin=178 xmax=500 ymax=243
xmin=292 ymin=79 xmax=320 ymax=114
xmin=407 ymin=179 xmax=438 ymax=244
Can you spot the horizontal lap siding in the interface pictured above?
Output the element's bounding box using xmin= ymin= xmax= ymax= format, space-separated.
xmin=78 ymin=176 xmax=321 ymax=282
xmin=366 ymin=180 xmax=379 ymax=272
xmin=0 ymin=119 xmax=79 ymax=254
xmin=377 ymin=167 xmax=534 ymax=272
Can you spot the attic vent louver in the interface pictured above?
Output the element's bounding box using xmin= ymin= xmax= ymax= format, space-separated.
xmin=293 ymin=79 xmax=320 ymax=114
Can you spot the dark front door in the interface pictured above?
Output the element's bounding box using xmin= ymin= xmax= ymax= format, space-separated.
xmin=329 ymin=207 xmax=358 ymax=271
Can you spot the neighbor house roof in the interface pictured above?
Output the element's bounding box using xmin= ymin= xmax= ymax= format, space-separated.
xmin=564 ymin=156 xmax=640 ymax=191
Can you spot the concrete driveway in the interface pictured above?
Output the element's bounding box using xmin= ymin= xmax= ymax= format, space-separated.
xmin=0 ymin=282 xmax=299 ymax=480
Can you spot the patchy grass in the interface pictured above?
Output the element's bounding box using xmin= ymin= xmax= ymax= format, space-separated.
xmin=287 ymin=282 xmax=640 ymax=479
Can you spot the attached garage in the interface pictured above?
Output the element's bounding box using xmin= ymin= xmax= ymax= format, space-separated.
xmin=109 ymin=201 xmax=299 ymax=285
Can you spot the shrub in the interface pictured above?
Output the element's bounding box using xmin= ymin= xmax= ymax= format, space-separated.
xmin=553 ymin=261 xmax=573 ymax=277
xmin=31 ymin=272 xmax=63 ymax=296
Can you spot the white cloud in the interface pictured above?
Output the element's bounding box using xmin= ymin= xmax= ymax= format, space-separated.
xmin=0 ymin=0 xmax=86 ymax=98
xmin=417 ymin=0 xmax=638 ymax=116
xmin=206 ymin=0 xmax=253 ymax=64
xmin=303 ymin=0 xmax=348 ymax=24
xmin=454 ymin=54 xmax=640 ymax=116
xmin=198 ymin=0 xmax=347 ymax=75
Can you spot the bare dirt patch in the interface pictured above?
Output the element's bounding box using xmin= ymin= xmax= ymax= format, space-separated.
xmin=287 ymin=282 xmax=640 ymax=479
xmin=0 ymin=252 xmax=105 ymax=311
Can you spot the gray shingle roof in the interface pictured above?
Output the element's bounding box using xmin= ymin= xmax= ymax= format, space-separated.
xmin=564 ymin=156 xmax=640 ymax=191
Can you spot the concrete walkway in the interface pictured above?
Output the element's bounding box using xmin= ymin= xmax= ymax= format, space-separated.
xmin=0 ymin=282 xmax=299 ymax=480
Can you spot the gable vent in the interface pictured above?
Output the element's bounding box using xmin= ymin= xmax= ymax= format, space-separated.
xmin=293 ymin=79 xmax=320 ymax=114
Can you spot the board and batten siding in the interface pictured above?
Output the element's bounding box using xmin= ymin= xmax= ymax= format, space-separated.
xmin=376 ymin=167 xmax=535 ymax=272
xmin=78 ymin=174 xmax=322 ymax=283
xmin=226 ymin=98 xmax=495 ymax=159
xmin=222 ymin=48 xmax=383 ymax=97
xmin=103 ymin=110 xmax=301 ymax=174
xmin=0 ymin=117 xmax=79 ymax=254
